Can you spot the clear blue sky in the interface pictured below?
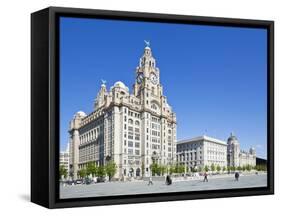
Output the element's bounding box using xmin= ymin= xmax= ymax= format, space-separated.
xmin=60 ymin=17 xmax=267 ymax=159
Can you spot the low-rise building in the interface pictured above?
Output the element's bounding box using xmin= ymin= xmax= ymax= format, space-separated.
xmin=60 ymin=145 xmax=70 ymax=177
xmin=176 ymin=135 xmax=227 ymax=170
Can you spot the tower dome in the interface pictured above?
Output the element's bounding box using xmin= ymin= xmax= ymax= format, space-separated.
xmin=74 ymin=111 xmax=86 ymax=118
xmin=227 ymin=132 xmax=238 ymax=142
xmin=113 ymin=81 xmax=129 ymax=92
xmin=114 ymin=81 xmax=126 ymax=88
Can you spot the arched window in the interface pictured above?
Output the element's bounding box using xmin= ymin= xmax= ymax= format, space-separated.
xmin=135 ymin=120 xmax=140 ymax=126
xmin=128 ymin=119 xmax=133 ymax=124
xmin=136 ymin=168 xmax=141 ymax=177
xmin=151 ymin=103 xmax=157 ymax=110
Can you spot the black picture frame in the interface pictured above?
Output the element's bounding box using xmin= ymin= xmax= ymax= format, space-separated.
xmin=31 ymin=6 xmax=274 ymax=209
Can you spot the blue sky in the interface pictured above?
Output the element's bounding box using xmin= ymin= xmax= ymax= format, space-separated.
xmin=60 ymin=17 xmax=267 ymax=159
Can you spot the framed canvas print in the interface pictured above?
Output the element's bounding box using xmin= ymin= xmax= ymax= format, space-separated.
xmin=31 ymin=6 xmax=274 ymax=208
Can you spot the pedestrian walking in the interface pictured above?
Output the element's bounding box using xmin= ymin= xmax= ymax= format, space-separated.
xmin=165 ymin=175 xmax=172 ymax=185
xmin=235 ymin=172 xmax=239 ymax=181
xmin=203 ymin=172 xmax=208 ymax=182
xmin=148 ymin=176 xmax=153 ymax=186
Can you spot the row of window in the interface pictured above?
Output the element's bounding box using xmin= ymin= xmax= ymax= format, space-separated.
xmin=79 ymin=127 xmax=102 ymax=144
xmin=124 ymin=148 xmax=140 ymax=155
xmin=124 ymin=140 xmax=140 ymax=148
xmin=125 ymin=108 xmax=141 ymax=119
xmin=124 ymin=159 xmax=140 ymax=165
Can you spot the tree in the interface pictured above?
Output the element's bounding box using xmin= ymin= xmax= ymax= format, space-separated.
xmin=227 ymin=166 xmax=231 ymax=173
xmin=97 ymin=165 xmax=105 ymax=178
xmin=169 ymin=165 xmax=175 ymax=175
xmin=177 ymin=165 xmax=185 ymax=174
xmin=159 ymin=165 xmax=166 ymax=176
xmin=191 ymin=167 xmax=197 ymax=173
xmin=246 ymin=164 xmax=251 ymax=171
xmin=198 ymin=166 xmax=202 ymax=173
xmin=222 ymin=166 xmax=226 ymax=172
xmin=186 ymin=166 xmax=190 ymax=173
xmin=216 ymin=165 xmax=221 ymax=173
xmin=78 ymin=168 xmax=87 ymax=179
xmin=105 ymin=161 xmax=117 ymax=181
xmin=59 ymin=165 xmax=68 ymax=180
xmin=211 ymin=163 xmax=216 ymax=172
xmin=150 ymin=163 xmax=158 ymax=176
xmin=86 ymin=162 xmax=97 ymax=177
xmin=156 ymin=164 xmax=161 ymax=176
xmin=204 ymin=165 xmax=209 ymax=172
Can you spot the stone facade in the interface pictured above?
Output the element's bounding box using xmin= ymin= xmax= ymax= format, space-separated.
xmin=69 ymin=44 xmax=177 ymax=180
xmin=176 ymin=136 xmax=227 ymax=170
xmin=227 ymin=133 xmax=256 ymax=167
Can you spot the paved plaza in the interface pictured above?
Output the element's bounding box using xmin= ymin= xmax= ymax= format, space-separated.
xmin=60 ymin=173 xmax=267 ymax=199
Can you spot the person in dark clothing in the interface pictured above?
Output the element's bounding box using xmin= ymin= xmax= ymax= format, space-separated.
xmin=165 ymin=175 xmax=172 ymax=185
xmin=203 ymin=172 xmax=208 ymax=182
xmin=235 ymin=172 xmax=240 ymax=181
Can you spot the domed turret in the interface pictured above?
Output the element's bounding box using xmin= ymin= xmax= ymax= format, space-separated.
xmin=74 ymin=111 xmax=86 ymax=118
xmin=249 ymin=147 xmax=256 ymax=155
xmin=227 ymin=132 xmax=238 ymax=143
xmin=112 ymin=81 xmax=129 ymax=92
xmin=114 ymin=81 xmax=126 ymax=89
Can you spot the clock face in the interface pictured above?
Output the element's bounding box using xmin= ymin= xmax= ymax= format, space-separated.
xmin=150 ymin=73 xmax=158 ymax=85
xmin=137 ymin=73 xmax=144 ymax=84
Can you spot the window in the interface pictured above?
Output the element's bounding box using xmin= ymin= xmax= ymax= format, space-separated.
xmin=135 ymin=134 xmax=140 ymax=140
xmin=128 ymin=149 xmax=133 ymax=155
xmin=135 ymin=120 xmax=140 ymax=126
xmin=151 ymin=103 xmax=157 ymax=110
xmin=135 ymin=150 xmax=140 ymax=155
xmin=128 ymin=119 xmax=133 ymax=124
xmin=135 ymin=142 xmax=140 ymax=148
xmin=128 ymin=141 xmax=133 ymax=147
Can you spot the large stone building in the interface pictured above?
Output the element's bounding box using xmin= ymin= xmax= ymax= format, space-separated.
xmin=69 ymin=43 xmax=177 ymax=180
xmin=227 ymin=133 xmax=256 ymax=167
xmin=176 ymin=136 xmax=227 ymax=170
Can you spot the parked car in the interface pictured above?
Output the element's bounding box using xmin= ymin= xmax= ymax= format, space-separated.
xmin=97 ymin=177 xmax=106 ymax=183
xmin=85 ymin=178 xmax=93 ymax=185
xmin=75 ymin=179 xmax=83 ymax=184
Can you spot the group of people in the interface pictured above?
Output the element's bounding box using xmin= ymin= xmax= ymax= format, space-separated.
xmin=203 ymin=171 xmax=240 ymax=182
xmin=148 ymin=171 xmax=241 ymax=186
xmin=147 ymin=175 xmax=173 ymax=186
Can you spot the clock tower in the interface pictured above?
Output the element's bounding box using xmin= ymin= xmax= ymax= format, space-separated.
xmin=132 ymin=41 xmax=177 ymax=175
xmin=133 ymin=42 xmax=163 ymax=106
